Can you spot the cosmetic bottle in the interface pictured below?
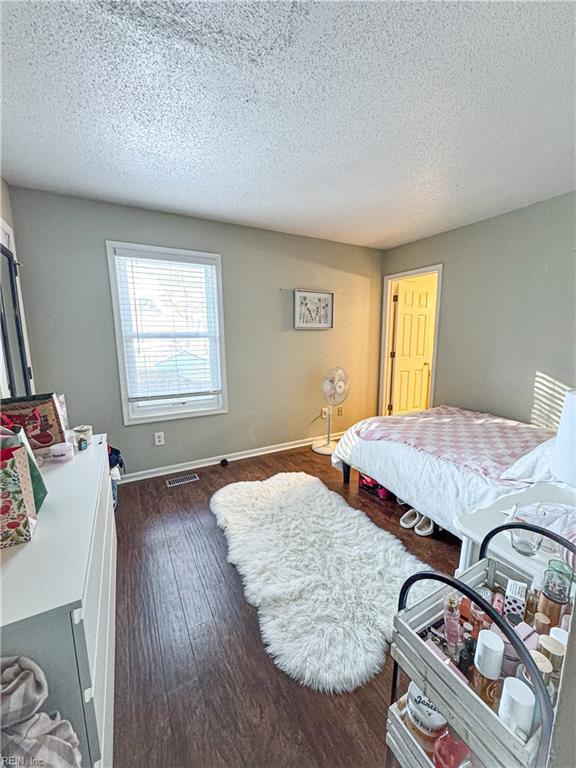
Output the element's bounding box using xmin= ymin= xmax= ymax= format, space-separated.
xmin=537 ymin=569 xmax=571 ymax=628
xmin=405 ymin=682 xmax=448 ymax=757
xmin=548 ymin=628 xmax=568 ymax=693
xmin=537 ymin=635 xmax=565 ymax=669
xmin=537 ymin=635 xmax=565 ymax=694
xmin=460 ymin=596 xmax=472 ymax=622
xmin=498 ymin=678 xmax=535 ymax=741
xmin=550 ymin=627 xmax=569 ymax=645
xmin=548 ymin=559 xmax=574 ymax=581
xmin=560 ymin=600 xmax=572 ymax=632
xmin=505 ymin=612 xmax=522 ymax=629
xmin=489 ymin=620 xmax=538 ymax=677
xmin=516 ymin=651 xmax=554 ymax=728
xmin=470 ymin=603 xmax=489 ymax=640
xmin=478 ymin=586 xmax=493 ymax=603
xmin=533 ymin=612 xmax=550 ymax=635
xmin=433 ymin=728 xmax=471 ymax=768
xmin=462 ymin=622 xmax=474 ymax=641
xmin=492 ymin=590 xmax=505 ymax=616
xmin=443 ymin=592 xmax=462 ymax=660
xmin=471 ymin=630 xmax=504 ymax=711
xmin=457 ymin=636 xmax=476 ymax=679
xmin=524 ymin=575 xmax=544 ymax=625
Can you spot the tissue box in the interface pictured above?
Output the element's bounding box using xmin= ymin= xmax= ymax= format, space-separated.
xmin=504 ymin=580 xmax=527 ymax=617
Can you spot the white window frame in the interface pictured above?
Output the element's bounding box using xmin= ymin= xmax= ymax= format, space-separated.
xmin=106 ymin=240 xmax=228 ymax=426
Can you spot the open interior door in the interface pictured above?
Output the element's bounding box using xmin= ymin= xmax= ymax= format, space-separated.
xmin=1 ymin=218 xmax=35 ymax=397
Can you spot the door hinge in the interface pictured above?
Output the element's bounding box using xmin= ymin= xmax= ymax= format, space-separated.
xmin=392 ymin=293 xmax=399 ymax=303
xmin=387 ymin=403 xmax=393 ymax=414
xmin=389 ymin=350 xmax=396 ymax=359
xmin=27 ymin=366 xmax=33 ymax=381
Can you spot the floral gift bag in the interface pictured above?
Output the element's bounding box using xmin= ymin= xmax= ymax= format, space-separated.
xmin=0 ymin=426 xmax=47 ymax=513
xmin=0 ymin=444 xmax=37 ymax=549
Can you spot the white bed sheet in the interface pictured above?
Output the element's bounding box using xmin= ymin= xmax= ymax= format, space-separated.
xmin=332 ymin=421 xmax=527 ymax=537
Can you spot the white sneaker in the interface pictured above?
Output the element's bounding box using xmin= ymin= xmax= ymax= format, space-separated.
xmin=415 ymin=516 xmax=434 ymax=536
xmin=400 ymin=509 xmax=422 ymax=529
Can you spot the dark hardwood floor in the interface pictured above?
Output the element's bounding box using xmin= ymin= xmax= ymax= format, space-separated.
xmin=114 ymin=447 xmax=460 ymax=768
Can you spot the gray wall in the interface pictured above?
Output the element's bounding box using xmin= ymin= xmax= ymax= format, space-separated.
xmin=382 ymin=193 xmax=576 ymax=424
xmin=10 ymin=188 xmax=382 ymax=474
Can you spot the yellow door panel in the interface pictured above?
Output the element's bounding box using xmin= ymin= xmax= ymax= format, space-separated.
xmin=390 ymin=272 xmax=438 ymax=415
xmin=400 ymin=315 xmax=412 ymax=356
xmin=416 ymin=314 xmax=427 ymax=356
xmin=398 ymin=370 xmax=409 ymax=411
xmin=413 ymin=369 xmax=423 ymax=409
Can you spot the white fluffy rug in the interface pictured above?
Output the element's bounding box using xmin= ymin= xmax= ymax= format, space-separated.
xmin=210 ymin=472 xmax=430 ymax=693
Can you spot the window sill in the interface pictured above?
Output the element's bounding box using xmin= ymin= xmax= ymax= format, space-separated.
xmin=122 ymin=405 xmax=229 ymax=426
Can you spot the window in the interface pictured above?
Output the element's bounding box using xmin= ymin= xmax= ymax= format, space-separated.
xmin=107 ymin=241 xmax=227 ymax=425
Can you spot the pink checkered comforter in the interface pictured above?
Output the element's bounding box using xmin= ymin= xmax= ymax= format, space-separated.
xmin=355 ymin=406 xmax=554 ymax=482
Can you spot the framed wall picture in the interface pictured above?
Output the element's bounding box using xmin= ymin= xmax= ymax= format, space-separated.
xmin=294 ymin=289 xmax=334 ymax=330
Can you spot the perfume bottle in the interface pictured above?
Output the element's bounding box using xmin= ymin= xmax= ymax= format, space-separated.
xmin=443 ymin=592 xmax=462 ymax=660
xmin=470 ymin=603 xmax=488 ymax=640
xmin=471 ymin=630 xmax=504 ymax=711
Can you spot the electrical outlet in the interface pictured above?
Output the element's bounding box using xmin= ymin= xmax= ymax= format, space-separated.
xmin=154 ymin=431 xmax=165 ymax=447
xmin=321 ymin=407 xmax=328 ymax=419
xmin=337 ymin=406 xmax=343 ymax=416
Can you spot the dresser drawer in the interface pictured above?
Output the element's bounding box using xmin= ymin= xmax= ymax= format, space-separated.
xmin=82 ymin=459 xmax=113 ymax=681
xmin=92 ymin=502 xmax=115 ymax=743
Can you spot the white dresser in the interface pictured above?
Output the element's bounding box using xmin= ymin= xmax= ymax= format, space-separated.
xmin=0 ymin=435 xmax=116 ymax=767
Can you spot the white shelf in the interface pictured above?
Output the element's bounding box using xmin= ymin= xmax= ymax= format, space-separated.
xmin=386 ymin=697 xmax=433 ymax=768
xmin=389 ymin=559 xmax=544 ymax=768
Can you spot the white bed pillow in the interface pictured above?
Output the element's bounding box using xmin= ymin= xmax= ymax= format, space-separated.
xmin=500 ymin=438 xmax=556 ymax=483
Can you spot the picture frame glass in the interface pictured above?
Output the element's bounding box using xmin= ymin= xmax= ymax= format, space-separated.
xmin=294 ymin=290 xmax=334 ymax=330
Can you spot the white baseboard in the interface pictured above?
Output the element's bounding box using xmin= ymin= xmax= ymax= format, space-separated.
xmin=120 ymin=431 xmax=345 ymax=484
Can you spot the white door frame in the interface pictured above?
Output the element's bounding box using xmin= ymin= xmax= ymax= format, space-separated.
xmin=1 ymin=217 xmax=36 ymax=395
xmin=378 ymin=263 xmax=443 ymax=416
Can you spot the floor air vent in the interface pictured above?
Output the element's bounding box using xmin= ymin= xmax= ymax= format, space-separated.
xmin=166 ymin=473 xmax=200 ymax=488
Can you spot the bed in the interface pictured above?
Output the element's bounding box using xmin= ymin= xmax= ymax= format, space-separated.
xmin=332 ymin=405 xmax=560 ymax=537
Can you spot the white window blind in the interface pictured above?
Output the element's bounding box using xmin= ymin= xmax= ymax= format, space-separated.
xmin=107 ymin=242 xmax=227 ymax=424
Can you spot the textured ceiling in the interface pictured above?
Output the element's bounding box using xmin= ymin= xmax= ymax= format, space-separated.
xmin=1 ymin=1 xmax=574 ymax=248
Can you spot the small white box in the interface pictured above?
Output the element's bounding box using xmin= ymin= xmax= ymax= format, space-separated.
xmin=505 ymin=580 xmax=527 ymax=617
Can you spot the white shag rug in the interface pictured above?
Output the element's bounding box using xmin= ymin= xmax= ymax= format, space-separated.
xmin=210 ymin=472 xmax=431 ymax=693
